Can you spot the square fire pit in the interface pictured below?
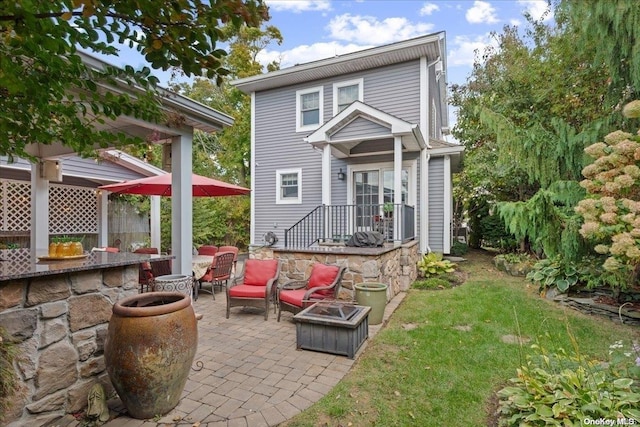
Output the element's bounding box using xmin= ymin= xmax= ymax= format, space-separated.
xmin=293 ymin=302 xmax=371 ymax=359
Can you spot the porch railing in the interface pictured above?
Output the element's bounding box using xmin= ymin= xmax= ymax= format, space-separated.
xmin=284 ymin=204 xmax=415 ymax=248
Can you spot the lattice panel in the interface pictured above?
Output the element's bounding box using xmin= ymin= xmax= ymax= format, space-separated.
xmin=49 ymin=184 xmax=98 ymax=234
xmin=1 ymin=180 xmax=31 ymax=232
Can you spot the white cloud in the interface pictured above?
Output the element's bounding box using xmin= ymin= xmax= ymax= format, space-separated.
xmin=510 ymin=18 xmax=522 ymax=26
xmin=258 ymin=41 xmax=371 ymax=69
xmin=327 ymin=13 xmax=434 ymax=45
xmin=517 ymin=0 xmax=553 ymax=22
xmin=447 ymin=34 xmax=497 ymax=67
xmin=266 ymin=0 xmax=331 ymax=13
xmin=465 ymin=1 xmax=499 ymax=24
xmin=419 ymin=2 xmax=440 ymax=16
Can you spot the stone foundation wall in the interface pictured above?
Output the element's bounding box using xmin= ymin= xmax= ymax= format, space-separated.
xmin=251 ymin=241 xmax=420 ymax=302
xmin=0 ymin=266 xmax=139 ymax=426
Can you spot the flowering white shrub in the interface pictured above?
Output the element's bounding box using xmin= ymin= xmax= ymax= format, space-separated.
xmin=576 ymin=100 xmax=640 ymax=282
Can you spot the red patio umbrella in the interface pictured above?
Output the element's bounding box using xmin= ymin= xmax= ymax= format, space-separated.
xmin=98 ymin=173 xmax=250 ymax=197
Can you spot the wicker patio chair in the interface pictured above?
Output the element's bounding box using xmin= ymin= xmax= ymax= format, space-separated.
xmin=226 ymin=259 xmax=280 ymax=320
xmin=277 ymin=263 xmax=346 ymax=321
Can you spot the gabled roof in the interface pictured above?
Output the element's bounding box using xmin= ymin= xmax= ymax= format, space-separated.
xmin=305 ymin=101 xmax=426 ymax=158
xmin=232 ymin=32 xmax=446 ymax=94
xmin=0 ymin=149 xmax=165 ymax=187
xmin=79 ymin=51 xmax=234 ymax=133
xmin=22 ymin=52 xmax=235 ymax=159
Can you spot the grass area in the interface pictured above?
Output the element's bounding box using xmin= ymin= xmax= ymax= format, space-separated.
xmin=281 ymin=249 xmax=640 ymax=427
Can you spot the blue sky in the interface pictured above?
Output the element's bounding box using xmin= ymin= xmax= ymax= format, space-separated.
xmin=99 ymin=0 xmax=553 ymax=130
xmin=261 ymin=0 xmax=552 ymax=89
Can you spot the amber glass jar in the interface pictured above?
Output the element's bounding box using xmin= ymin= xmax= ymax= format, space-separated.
xmin=71 ymin=242 xmax=84 ymax=256
xmin=49 ymin=242 xmax=58 ymax=257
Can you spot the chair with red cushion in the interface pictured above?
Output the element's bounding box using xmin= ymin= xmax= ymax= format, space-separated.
xmin=198 ymin=245 xmax=218 ymax=256
xmin=217 ymin=245 xmax=239 ymax=273
xmin=134 ymin=248 xmax=159 ymax=293
xmin=226 ymin=259 xmax=280 ymax=320
xmin=199 ymin=251 xmax=235 ymax=299
xmin=277 ymin=263 xmax=346 ymax=322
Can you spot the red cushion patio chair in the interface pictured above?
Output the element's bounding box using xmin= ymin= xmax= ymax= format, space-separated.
xmin=277 ymin=263 xmax=346 ymax=322
xmin=197 ymin=245 xmax=218 ymax=256
xmin=226 ymin=259 xmax=280 ymax=320
xmin=134 ymin=247 xmax=159 ymax=293
xmin=199 ymin=251 xmax=235 ymax=300
xmin=217 ymin=245 xmax=239 ymax=273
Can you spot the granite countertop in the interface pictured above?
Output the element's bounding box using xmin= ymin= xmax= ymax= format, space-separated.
xmin=0 ymin=248 xmax=174 ymax=281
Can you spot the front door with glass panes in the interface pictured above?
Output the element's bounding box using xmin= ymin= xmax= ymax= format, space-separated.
xmin=353 ymin=168 xmax=409 ymax=236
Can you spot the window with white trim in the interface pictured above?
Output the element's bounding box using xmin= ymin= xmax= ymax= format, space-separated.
xmin=296 ymin=87 xmax=323 ymax=132
xmin=276 ymin=168 xmax=302 ymax=204
xmin=333 ymin=78 xmax=364 ymax=115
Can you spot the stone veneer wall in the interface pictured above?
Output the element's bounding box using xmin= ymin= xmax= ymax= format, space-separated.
xmin=251 ymin=241 xmax=420 ymax=302
xmin=0 ymin=265 xmax=139 ymax=426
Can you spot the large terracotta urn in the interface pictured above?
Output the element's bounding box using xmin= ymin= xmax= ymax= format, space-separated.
xmin=104 ymin=292 xmax=197 ymax=419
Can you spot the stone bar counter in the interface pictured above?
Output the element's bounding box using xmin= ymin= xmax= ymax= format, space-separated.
xmin=0 ymin=248 xmax=174 ymax=426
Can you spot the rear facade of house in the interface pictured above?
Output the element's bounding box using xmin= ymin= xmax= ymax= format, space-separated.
xmin=233 ymin=31 xmax=463 ymax=255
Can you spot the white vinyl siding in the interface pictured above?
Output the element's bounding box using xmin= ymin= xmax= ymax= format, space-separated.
xmin=333 ymin=78 xmax=364 ymax=115
xmin=276 ymin=168 xmax=302 ymax=204
xmin=296 ymin=86 xmax=323 ymax=132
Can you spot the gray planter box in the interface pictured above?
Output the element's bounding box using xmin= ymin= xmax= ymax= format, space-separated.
xmin=293 ymin=302 xmax=370 ymax=359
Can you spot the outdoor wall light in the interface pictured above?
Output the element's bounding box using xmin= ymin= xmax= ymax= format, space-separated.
xmin=337 ymin=168 xmax=345 ymax=181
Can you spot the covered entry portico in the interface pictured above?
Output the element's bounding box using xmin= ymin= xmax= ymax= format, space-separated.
xmin=304 ymin=101 xmax=428 ymax=248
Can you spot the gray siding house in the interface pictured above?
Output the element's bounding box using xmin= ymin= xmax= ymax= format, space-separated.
xmin=233 ymin=32 xmax=463 ymax=254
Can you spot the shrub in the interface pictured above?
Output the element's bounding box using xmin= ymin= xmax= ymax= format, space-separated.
xmin=451 ymin=240 xmax=469 ymax=256
xmin=417 ymin=252 xmax=456 ymax=278
xmin=497 ymin=341 xmax=640 ymax=426
xmin=413 ymin=277 xmax=451 ymax=290
xmin=526 ymin=256 xmax=579 ymax=294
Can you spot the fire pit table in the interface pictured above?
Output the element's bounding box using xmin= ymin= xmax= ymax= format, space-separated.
xmin=293 ymin=302 xmax=371 ymax=359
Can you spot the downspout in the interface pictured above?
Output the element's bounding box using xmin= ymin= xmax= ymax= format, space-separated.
xmin=250 ymin=92 xmax=256 ymax=247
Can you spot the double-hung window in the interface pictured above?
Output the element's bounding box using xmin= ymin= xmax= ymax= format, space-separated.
xmin=333 ymin=78 xmax=364 ymax=115
xmin=296 ymin=86 xmax=323 ymax=132
xmin=276 ymin=168 xmax=302 ymax=204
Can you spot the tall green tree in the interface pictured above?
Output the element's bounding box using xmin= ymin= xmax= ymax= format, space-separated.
xmin=452 ymin=8 xmax=620 ymax=258
xmin=558 ymin=0 xmax=640 ymax=99
xmin=164 ymin=23 xmax=282 ymax=250
xmin=0 ymin=0 xmax=268 ymax=161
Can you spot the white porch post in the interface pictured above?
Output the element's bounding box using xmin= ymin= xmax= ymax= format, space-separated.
xmin=420 ymin=150 xmax=430 ymax=254
xmin=393 ymin=136 xmax=402 ymax=241
xmin=30 ymin=162 xmax=49 ymax=256
xmin=322 ymin=143 xmax=332 ymax=242
xmin=443 ymin=155 xmax=452 ymax=254
xmin=321 ymin=144 xmax=332 ymax=205
xmin=150 ymin=195 xmax=161 ymax=252
xmin=171 ymin=133 xmax=193 ymax=276
xmin=96 ymin=191 xmax=108 ymax=247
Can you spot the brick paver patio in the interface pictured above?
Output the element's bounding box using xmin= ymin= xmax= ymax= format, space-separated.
xmin=100 ymin=277 xmax=405 ymax=427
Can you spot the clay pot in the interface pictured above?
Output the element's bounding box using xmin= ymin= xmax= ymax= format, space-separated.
xmin=104 ymin=292 xmax=197 ymax=419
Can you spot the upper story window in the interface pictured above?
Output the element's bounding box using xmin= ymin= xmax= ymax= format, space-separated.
xmin=333 ymin=78 xmax=364 ymax=115
xmin=296 ymin=86 xmax=323 ymax=132
xmin=276 ymin=168 xmax=302 ymax=204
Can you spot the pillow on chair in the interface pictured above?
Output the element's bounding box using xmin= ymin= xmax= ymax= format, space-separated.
xmin=244 ymin=259 xmax=279 ymax=286
xmin=307 ymin=264 xmax=340 ymax=296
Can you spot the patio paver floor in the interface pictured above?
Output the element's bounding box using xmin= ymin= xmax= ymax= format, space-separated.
xmin=99 ymin=277 xmax=405 ymax=427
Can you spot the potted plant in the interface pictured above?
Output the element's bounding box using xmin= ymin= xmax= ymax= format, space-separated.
xmin=383 ymin=202 xmax=394 ymax=218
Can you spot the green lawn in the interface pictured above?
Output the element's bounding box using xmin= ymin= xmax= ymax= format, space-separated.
xmin=281 ymin=249 xmax=640 ymax=427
